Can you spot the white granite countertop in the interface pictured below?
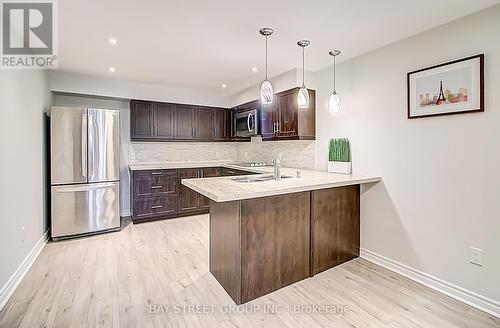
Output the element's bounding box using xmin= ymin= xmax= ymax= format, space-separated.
xmin=181 ymin=165 xmax=381 ymax=202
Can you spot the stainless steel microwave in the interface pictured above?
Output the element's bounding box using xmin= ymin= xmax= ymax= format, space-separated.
xmin=234 ymin=110 xmax=259 ymax=137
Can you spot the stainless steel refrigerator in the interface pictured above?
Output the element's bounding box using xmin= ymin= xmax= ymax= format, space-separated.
xmin=50 ymin=107 xmax=120 ymax=240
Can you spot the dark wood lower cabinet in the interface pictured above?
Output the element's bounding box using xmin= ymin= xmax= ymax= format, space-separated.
xmin=198 ymin=167 xmax=221 ymax=209
xmin=178 ymin=168 xmax=201 ymax=213
xmin=210 ymin=185 xmax=361 ymax=304
xmin=132 ymin=167 xmax=256 ymax=223
xmin=133 ymin=194 xmax=178 ymax=220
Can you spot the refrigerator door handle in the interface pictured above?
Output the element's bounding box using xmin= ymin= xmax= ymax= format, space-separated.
xmin=87 ymin=111 xmax=95 ymax=181
xmin=81 ymin=113 xmax=88 ymax=180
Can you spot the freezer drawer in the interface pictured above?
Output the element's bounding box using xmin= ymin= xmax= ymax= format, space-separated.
xmin=88 ymin=108 xmax=120 ymax=183
xmin=51 ymin=182 xmax=120 ymax=238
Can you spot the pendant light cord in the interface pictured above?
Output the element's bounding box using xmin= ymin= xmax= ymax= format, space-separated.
xmin=333 ymin=55 xmax=336 ymax=92
xmin=302 ymin=46 xmax=305 ymax=88
xmin=265 ymin=36 xmax=268 ymax=80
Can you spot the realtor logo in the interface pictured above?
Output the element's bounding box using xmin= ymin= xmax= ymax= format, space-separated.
xmin=1 ymin=0 xmax=58 ymax=68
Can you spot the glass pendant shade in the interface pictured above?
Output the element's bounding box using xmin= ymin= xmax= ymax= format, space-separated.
xmin=297 ymin=86 xmax=309 ymax=108
xmin=260 ymin=79 xmax=274 ymax=104
xmin=329 ymin=91 xmax=341 ymax=113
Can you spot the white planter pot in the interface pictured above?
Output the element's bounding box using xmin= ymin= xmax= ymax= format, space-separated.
xmin=328 ymin=161 xmax=352 ymax=174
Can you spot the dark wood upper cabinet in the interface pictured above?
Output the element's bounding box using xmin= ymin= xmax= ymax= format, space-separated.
xmin=130 ymin=87 xmax=315 ymax=142
xmin=260 ymin=100 xmax=278 ymax=139
xmin=297 ymin=89 xmax=315 ymax=139
xmin=237 ymin=100 xmax=259 ymax=113
xmin=214 ymin=108 xmax=231 ymax=141
xmin=194 ymin=106 xmax=214 ymax=140
xmin=154 ymin=102 xmax=175 ymax=139
xmin=174 ymin=104 xmax=195 ymax=140
xmin=130 ymin=100 xmax=154 ymax=139
xmin=277 ymin=89 xmax=298 ymax=137
xmin=260 ymin=88 xmax=316 ymax=141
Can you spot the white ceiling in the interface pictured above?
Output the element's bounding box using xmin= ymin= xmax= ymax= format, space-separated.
xmin=58 ymin=0 xmax=499 ymax=94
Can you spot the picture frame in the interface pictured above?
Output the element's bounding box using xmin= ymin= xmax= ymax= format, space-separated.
xmin=407 ymin=54 xmax=484 ymax=119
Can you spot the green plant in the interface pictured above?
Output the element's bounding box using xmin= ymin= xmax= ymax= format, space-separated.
xmin=329 ymin=138 xmax=351 ymax=162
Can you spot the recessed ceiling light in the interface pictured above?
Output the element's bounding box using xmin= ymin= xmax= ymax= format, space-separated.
xmin=252 ymin=67 xmax=258 ymax=72
xmin=108 ymin=37 xmax=118 ymax=46
xmin=109 ymin=67 xmax=116 ymax=73
xmin=221 ymin=84 xmax=227 ymax=89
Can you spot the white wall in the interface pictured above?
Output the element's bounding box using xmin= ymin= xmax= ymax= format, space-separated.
xmin=53 ymin=94 xmax=131 ymax=216
xmin=0 ymin=70 xmax=52 ymax=300
xmin=49 ymin=71 xmax=231 ymax=108
xmin=313 ymin=5 xmax=500 ymax=305
xmin=230 ymin=68 xmax=319 ymax=107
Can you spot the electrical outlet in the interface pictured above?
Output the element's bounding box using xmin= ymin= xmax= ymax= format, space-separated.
xmin=470 ymin=247 xmax=482 ymax=266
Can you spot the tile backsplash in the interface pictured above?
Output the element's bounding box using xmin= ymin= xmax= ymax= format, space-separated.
xmin=129 ymin=142 xmax=237 ymax=163
xmin=237 ymin=138 xmax=316 ymax=169
xmin=130 ymin=138 xmax=316 ymax=169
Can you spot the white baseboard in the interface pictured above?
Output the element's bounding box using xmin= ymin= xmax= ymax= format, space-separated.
xmin=0 ymin=231 xmax=49 ymax=311
xmin=360 ymin=248 xmax=500 ymax=319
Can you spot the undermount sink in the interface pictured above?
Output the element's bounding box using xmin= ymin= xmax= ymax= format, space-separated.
xmin=232 ymin=174 xmax=293 ymax=183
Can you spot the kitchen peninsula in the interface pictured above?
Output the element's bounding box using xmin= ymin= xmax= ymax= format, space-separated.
xmin=182 ymin=165 xmax=381 ymax=304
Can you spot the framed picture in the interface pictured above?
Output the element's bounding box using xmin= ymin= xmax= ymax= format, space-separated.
xmin=407 ymin=54 xmax=484 ymax=119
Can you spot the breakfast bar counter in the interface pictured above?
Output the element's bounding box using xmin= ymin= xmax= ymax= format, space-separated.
xmin=181 ymin=165 xmax=381 ymax=304
xmin=182 ymin=166 xmax=380 ymax=202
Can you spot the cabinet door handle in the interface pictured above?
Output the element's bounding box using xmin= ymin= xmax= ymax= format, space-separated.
xmin=151 ymin=205 xmax=163 ymax=209
xmin=151 ymin=185 xmax=163 ymax=189
xmin=151 ymin=172 xmax=163 ymax=175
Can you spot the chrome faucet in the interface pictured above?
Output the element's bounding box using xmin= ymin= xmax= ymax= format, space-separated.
xmin=274 ymin=157 xmax=281 ymax=181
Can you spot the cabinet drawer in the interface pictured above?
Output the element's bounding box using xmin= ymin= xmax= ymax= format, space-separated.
xmin=133 ymin=170 xmax=178 ymax=196
xmin=133 ymin=195 xmax=178 ymax=218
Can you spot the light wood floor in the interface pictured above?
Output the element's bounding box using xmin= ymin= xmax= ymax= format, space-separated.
xmin=0 ymin=214 xmax=498 ymax=328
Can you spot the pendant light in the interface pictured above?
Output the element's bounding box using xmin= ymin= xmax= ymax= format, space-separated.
xmin=259 ymin=28 xmax=274 ymax=104
xmin=328 ymin=50 xmax=341 ymax=113
xmin=297 ymin=40 xmax=310 ymax=108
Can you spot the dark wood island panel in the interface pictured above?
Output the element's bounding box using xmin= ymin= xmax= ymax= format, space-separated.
xmin=209 ymin=200 xmax=241 ymax=302
xmin=209 ymin=185 xmax=361 ymax=304
xmin=311 ymin=185 xmax=360 ymax=275
xmin=240 ymin=192 xmax=310 ymax=303
xmin=209 ymin=192 xmax=310 ymax=304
